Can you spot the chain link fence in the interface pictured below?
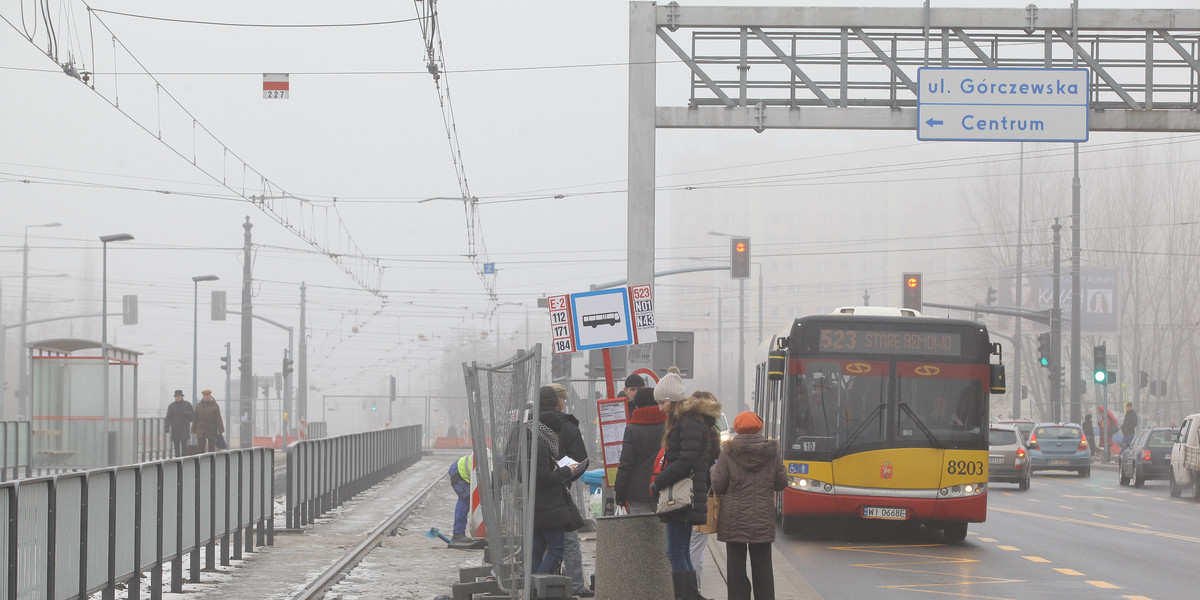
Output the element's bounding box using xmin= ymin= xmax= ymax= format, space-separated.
xmin=462 ymin=345 xmax=541 ymax=599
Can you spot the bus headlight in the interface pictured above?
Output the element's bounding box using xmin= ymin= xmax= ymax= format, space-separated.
xmin=940 ymin=483 xmax=986 ymax=497
xmin=789 ymin=477 xmax=834 ymax=494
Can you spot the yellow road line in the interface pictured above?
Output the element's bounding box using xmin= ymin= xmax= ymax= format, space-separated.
xmin=1058 ymin=505 xmax=1074 ymax=510
xmin=1130 ymin=522 xmax=1150 ymax=528
xmin=1087 ymin=580 xmax=1119 ymax=589
xmin=1023 ymin=556 xmax=1050 ymax=563
xmin=1123 ymin=596 xmax=1154 ymax=599
xmin=976 ymin=537 xmax=998 ymax=542
xmin=1054 ymin=568 xmax=1083 ymax=576
xmin=1091 ymin=513 xmax=1110 ymax=519
xmin=996 ymin=545 xmax=1020 ymax=551
xmin=991 ymin=506 xmax=1200 ymax=543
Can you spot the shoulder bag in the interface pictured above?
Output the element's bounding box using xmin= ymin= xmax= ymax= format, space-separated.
xmin=655 ymin=474 xmax=694 ymax=515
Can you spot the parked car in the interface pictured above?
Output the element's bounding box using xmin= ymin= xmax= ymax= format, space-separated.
xmin=989 ymin=425 xmax=1031 ymax=491
xmin=1027 ymin=422 xmax=1091 ymax=477
xmin=993 ymin=418 xmax=1035 ymax=444
xmin=1119 ymin=426 xmax=1174 ymax=487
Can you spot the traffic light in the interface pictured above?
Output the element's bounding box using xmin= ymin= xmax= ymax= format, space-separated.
xmin=220 ymin=355 xmax=229 ymax=371
xmin=901 ymin=273 xmax=922 ymax=311
xmin=1139 ymin=370 xmax=1149 ymax=389
xmin=986 ymin=286 xmax=997 ymax=305
xmin=283 ymin=356 xmax=294 ymax=375
xmin=730 ymin=237 xmax=751 ymax=279
xmin=1093 ymin=344 xmax=1107 ymax=384
xmin=1036 ymin=332 xmax=1051 ymax=368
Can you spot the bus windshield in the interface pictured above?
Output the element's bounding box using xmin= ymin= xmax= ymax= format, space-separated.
xmin=787 ymin=358 xmax=986 ymax=458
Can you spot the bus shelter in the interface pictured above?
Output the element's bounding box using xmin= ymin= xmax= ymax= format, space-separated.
xmin=28 ymin=338 xmax=140 ymax=468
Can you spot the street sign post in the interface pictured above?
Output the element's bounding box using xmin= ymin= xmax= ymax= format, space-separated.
xmin=917 ymin=68 xmax=1089 ymax=142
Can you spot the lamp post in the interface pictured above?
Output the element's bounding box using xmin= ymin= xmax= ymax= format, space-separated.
xmin=19 ymin=222 xmax=61 ymax=412
xmin=100 ymin=233 xmax=133 ymax=466
xmin=192 ymin=275 xmax=219 ymax=407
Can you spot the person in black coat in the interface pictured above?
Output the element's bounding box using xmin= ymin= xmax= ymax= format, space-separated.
xmin=529 ymin=408 xmax=585 ymax=574
xmin=615 ymin=387 xmax=667 ymax=514
xmin=164 ymin=390 xmax=194 ymax=457
xmin=651 ymin=368 xmax=723 ymax=599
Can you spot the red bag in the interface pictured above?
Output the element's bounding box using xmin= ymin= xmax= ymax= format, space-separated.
xmin=649 ymin=447 xmax=666 ymax=495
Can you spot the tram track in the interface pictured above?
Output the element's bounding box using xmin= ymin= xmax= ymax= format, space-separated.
xmin=289 ymin=474 xmax=446 ymax=600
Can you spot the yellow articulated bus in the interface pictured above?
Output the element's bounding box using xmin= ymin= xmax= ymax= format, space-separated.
xmin=753 ymin=307 xmax=1005 ymax=542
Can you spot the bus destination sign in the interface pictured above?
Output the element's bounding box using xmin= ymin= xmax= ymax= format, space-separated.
xmin=819 ymin=328 xmax=961 ymax=357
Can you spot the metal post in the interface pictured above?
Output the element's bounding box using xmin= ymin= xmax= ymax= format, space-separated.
xmin=738 ymin=278 xmax=746 ymax=412
xmin=628 ymin=1 xmax=657 ymax=291
xmin=239 ymin=218 xmax=254 ymax=448
xmin=20 ymin=222 xmax=60 ymax=418
xmin=1051 ymin=221 xmax=1062 ymax=422
xmin=192 ymin=276 xmax=218 ymax=409
xmin=224 ymin=342 xmax=232 ymax=437
xmin=1014 ymin=143 xmax=1025 ymax=419
xmin=717 ymin=291 xmax=723 ymax=401
xmin=99 ymin=233 xmax=133 ymax=466
xmin=1069 ymin=0 xmax=1083 ymax=424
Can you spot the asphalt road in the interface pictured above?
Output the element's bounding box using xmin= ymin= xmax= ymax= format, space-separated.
xmin=774 ymin=464 xmax=1199 ymax=599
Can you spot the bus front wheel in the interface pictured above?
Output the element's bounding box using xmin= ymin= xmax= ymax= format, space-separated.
xmin=942 ymin=522 xmax=968 ymax=543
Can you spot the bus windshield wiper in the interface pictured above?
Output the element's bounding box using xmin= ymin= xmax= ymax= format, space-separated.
xmin=899 ymin=402 xmax=944 ymax=448
xmin=832 ymin=402 xmax=884 ymax=459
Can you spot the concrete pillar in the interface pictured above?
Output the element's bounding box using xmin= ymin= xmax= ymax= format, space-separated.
xmin=594 ymin=513 xmax=673 ymax=598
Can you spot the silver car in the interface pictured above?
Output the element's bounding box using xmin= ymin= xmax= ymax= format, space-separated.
xmin=989 ymin=425 xmax=1031 ymax=491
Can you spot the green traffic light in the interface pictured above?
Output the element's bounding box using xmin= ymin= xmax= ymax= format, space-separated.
xmin=1039 ymin=356 xmax=1049 ymax=367
xmin=1094 ymin=370 xmax=1107 ymax=383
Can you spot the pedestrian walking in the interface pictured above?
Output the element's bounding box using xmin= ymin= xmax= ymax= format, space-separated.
xmin=1121 ymin=402 xmax=1139 ymax=448
xmin=614 ymin=387 xmax=667 ymax=514
xmin=651 ymin=367 xmax=722 ymax=600
xmin=164 ymin=389 xmax=194 ymax=457
xmin=710 ymin=411 xmax=787 ymax=600
xmin=192 ymin=389 xmax=225 ymax=452
xmin=1081 ymin=414 xmax=1096 ymax=459
xmin=544 ymin=383 xmax=593 ymax=597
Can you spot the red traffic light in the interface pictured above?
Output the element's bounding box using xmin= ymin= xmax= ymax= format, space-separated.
xmin=735 ymin=241 xmax=747 ymax=253
xmin=906 ymin=276 xmax=919 ymax=288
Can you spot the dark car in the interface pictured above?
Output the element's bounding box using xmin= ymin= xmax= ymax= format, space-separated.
xmin=989 ymin=425 xmax=1031 ymax=491
xmin=1027 ymin=422 xmax=1091 ymax=477
xmin=994 ymin=419 xmax=1035 ymax=444
xmin=1119 ymin=426 xmax=1175 ymax=487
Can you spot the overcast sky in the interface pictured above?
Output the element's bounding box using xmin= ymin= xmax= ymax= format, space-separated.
xmin=2 ymin=0 xmax=1197 ymax=417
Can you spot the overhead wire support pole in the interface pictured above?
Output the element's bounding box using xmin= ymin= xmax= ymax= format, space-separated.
xmin=1069 ymin=0 xmax=1084 ymax=425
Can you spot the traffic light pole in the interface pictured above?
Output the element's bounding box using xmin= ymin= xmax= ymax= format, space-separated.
xmin=223 ymin=342 xmax=231 ymax=438
xmin=1050 ymin=220 xmax=1063 ymax=422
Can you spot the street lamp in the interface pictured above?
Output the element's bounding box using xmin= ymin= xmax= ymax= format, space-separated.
xmin=19 ymin=222 xmax=61 ymax=410
xmin=100 ymin=233 xmax=133 ymax=465
xmin=192 ymin=275 xmax=219 ymax=407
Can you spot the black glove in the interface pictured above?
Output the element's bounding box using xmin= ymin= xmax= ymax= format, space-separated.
xmin=614 ymin=495 xmax=627 ymax=506
xmin=649 ymin=482 xmax=658 ymax=496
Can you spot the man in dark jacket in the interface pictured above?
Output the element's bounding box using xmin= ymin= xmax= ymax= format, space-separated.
xmin=1121 ymin=402 xmax=1139 ymax=448
xmin=164 ymin=390 xmax=194 ymax=457
xmin=614 ymin=387 xmax=666 ymax=514
xmin=542 ymin=384 xmax=593 ymax=597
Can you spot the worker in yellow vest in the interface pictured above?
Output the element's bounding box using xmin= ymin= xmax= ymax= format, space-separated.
xmin=449 ymin=453 xmax=475 ymax=543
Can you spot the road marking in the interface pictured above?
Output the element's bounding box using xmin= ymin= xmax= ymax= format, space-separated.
xmin=976 ymin=537 xmax=998 ymax=542
xmin=832 ymin=544 xmax=1024 ymax=596
xmin=991 ymin=506 xmax=1200 ymax=543
xmin=1054 ymin=568 xmax=1084 ymax=575
xmin=1123 ymin=596 xmax=1154 ymax=599
xmin=1091 ymin=513 xmax=1110 ymax=519
xmin=1130 ymin=522 xmax=1150 ymax=529
xmin=1063 ymin=494 xmax=1125 ymax=501
xmin=1058 ymin=505 xmax=1075 ymax=510
xmin=1087 ymin=580 xmax=1119 ymax=589
xmin=1023 ymin=556 xmax=1050 ymax=563
xmin=997 ymin=545 xmax=1020 ymax=551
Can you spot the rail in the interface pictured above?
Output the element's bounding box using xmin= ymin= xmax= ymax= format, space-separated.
xmin=284 ymin=425 xmax=422 ymax=530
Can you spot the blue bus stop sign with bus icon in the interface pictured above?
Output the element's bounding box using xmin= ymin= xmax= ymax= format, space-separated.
xmin=571 ymin=288 xmax=634 ymax=350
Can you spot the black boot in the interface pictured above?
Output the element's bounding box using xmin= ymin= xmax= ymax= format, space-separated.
xmin=671 ymin=570 xmax=700 ymax=600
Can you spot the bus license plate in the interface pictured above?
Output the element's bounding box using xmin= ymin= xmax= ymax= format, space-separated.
xmin=862 ymin=507 xmax=907 ymax=520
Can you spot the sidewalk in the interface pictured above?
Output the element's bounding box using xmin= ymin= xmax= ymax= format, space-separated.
xmin=699 ymin=536 xmax=823 ymax=600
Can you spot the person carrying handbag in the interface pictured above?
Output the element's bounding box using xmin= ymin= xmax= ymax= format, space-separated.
xmin=709 ymin=411 xmax=787 ymax=600
xmin=650 ymin=368 xmax=722 ymax=600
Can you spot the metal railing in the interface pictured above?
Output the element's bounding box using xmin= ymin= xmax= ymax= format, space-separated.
xmin=0 ymin=422 xmax=31 ymax=481
xmin=284 ymin=425 xmax=422 ymax=530
xmin=136 ymin=417 xmax=168 ymax=463
xmin=0 ymin=447 xmax=274 ymax=599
